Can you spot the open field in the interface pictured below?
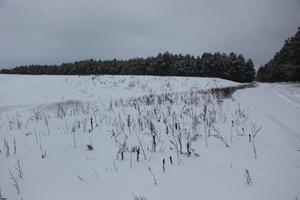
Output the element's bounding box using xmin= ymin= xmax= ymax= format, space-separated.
xmin=0 ymin=75 xmax=299 ymax=200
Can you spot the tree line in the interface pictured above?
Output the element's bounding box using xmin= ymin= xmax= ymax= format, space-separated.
xmin=257 ymin=27 xmax=300 ymax=82
xmin=0 ymin=52 xmax=255 ymax=83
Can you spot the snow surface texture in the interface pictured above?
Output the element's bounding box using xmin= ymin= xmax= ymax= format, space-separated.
xmin=0 ymin=75 xmax=299 ymax=200
xmin=0 ymin=75 xmax=239 ymax=107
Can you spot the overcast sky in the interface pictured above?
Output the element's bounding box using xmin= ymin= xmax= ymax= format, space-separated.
xmin=0 ymin=0 xmax=299 ymax=69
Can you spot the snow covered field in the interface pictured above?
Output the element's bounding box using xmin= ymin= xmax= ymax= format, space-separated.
xmin=0 ymin=75 xmax=240 ymax=107
xmin=0 ymin=75 xmax=299 ymax=200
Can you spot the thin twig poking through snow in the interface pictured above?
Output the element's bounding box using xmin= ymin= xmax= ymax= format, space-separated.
xmin=13 ymin=139 xmax=16 ymax=155
xmin=92 ymin=168 xmax=99 ymax=179
xmin=113 ymin=162 xmax=118 ymax=173
xmin=77 ymin=175 xmax=84 ymax=182
xmin=251 ymin=123 xmax=263 ymax=139
xmin=250 ymin=123 xmax=263 ymax=159
xmin=43 ymin=113 xmax=50 ymax=135
xmin=244 ymin=168 xmax=252 ymax=185
xmin=4 ymin=138 xmax=9 ymax=157
xmin=15 ymin=160 xmax=23 ymax=179
xmin=131 ymin=193 xmax=148 ymax=200
xmin=148 ymin=167 xmax=157 ymax=186
xmin=8 ymin=169 xmax=20 ymax=194
xmin=137 ymin=136 xmax=147 ymax=160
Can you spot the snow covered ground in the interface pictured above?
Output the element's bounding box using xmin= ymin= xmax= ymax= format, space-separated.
xmin=0 ymin=75 xmax=299 ymax=200
xmin=0 ymin=75 xmax=240 ymax=107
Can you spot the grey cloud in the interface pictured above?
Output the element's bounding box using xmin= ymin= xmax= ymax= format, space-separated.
xmin=0 ymin=0 xmax=300 ymax=69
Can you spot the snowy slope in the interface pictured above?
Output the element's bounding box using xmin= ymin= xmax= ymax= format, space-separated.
xmin=0 ymin=75 xmax=240 ymax=107
xmin=231 ymin=83 xmax=300 ymax=200
xmin=0 ymin=75 xmax=299 ymax=200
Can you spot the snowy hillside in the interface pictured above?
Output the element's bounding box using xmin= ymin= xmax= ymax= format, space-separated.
xmin=0 ymin=75 xmax=240 ymax=107
xmin=0 ymin=75 xmax=299 ymax=200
